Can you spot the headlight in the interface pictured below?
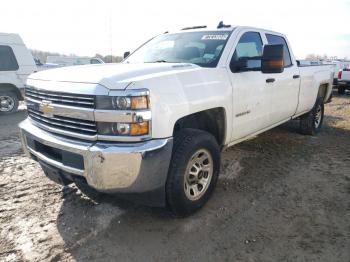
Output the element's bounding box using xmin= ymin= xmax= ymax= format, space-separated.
xmin=96 ymin=96 xmax=149 ymax=110
xmin=95 ymin=90 xmax=150 ymax=138
xmin=113 ymin=123 xmax=130 ymax=135
xmin=113 ymin=97 xmax=131 ymax=110
xmin=98 ymin=121 xmax=149 ymax=136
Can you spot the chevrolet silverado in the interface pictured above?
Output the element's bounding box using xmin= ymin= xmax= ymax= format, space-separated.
xmin=19 ymin=24 xmax=334 ymax=216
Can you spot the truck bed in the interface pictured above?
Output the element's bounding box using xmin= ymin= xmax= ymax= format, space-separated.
xmin=295 ymin=64 xmax=334 ymax=116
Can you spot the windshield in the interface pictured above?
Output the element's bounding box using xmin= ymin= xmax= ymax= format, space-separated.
xmin=124 ymin=30 xmax=233 ymax=68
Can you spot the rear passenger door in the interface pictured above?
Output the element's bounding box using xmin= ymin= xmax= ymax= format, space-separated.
xmin=263 ymin=33 xmax=300 ymax=123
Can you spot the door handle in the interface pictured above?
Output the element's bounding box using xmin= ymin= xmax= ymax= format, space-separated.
xmin=266 ymin=78 xmax=275 ymax=83
xmin=293 ymin=74 xmax=300 ymax=79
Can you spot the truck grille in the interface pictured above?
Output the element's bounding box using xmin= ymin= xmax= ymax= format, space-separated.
xmin=27 ymin=109 xmax=97 ymax=136
xmin=25 ymin=86 xmax=95 ymax=109
xmin=25 ymin=86 xmax=97 ymax=139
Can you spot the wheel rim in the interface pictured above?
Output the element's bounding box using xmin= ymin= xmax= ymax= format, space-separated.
xmin=184 ymin=149 xmax=213 ymax=201
xmin=314 ymin=104 xmax=322 ymax=129
xmin=0 ymin=96 xmax=15 ymax=112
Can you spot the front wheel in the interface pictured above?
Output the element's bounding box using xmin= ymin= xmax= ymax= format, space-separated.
xmin=166 ymin=129 xmax=220 ymax=217
xmin=299 ymin=97 xmax=324 ymax=135
xmin=0 ymin=91 xmax=19 ymax=114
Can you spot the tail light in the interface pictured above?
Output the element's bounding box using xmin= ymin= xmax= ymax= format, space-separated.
xmin=338 ymin=70 xmax=342 ymax=79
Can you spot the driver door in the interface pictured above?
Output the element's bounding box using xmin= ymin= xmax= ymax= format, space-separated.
xmin=227 ymin=31 xmax=272 ymax=141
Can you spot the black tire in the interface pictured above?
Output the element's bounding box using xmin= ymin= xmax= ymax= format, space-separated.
xmin=299 ymin=97 xmax=324 ymax=136
xmin=166 ymin=128 xmax=220 ymax=217
xmin=0 ymin=91 xmax=19 ymax=114
xmin=338 ymin=86 xmax=345 ymax=95
xmin=73 ymin=177 xmax=104 ymax=201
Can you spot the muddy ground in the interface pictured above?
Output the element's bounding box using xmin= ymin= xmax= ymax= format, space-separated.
xmin=1 ymin=92 xmax=349 ymax=262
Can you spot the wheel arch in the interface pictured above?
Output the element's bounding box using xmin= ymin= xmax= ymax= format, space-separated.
xmin=173 ymin=107 xmax=227 ymax=148
xmin=0 ymin=83 xmax=23 ymax=100
xmin=318 ymin=82 xmax=332 ymax=104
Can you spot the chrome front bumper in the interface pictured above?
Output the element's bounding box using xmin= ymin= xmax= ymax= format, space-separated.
xmin=19 ymin=118 xmax=173 ymax=195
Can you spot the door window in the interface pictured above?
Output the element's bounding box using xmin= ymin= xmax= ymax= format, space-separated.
xmin=0 ymin=45 xmax=19 ymax=71
xmin=230 ymin=32 xmax=263 ymax=72
xmin=266 ymin=34 xmax=292 ymax=67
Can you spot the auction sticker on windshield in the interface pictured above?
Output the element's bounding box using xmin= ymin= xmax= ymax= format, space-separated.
xmin=201 ymin=34 xmax=229 ymax=40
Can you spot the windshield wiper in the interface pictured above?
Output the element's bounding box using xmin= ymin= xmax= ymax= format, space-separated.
xmin=152 ymin=60 xmax=169 ymax=63
xmin=146 ymin=60 xmax=182 ymax=63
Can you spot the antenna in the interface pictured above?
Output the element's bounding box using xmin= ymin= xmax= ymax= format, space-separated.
xmin=217 ymin=21 xmax=231 ymax=29
xmin=181 ymin=25 xmax=207 ymax=31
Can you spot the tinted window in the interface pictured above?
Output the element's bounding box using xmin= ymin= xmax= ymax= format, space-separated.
xmin=231 ymin=32 xmax=263 ymax=72
xmin=0 ymin=45 xmax=19 ymax=71
xmin=124 ymin=31 xmax=233 ymax=68
xmin=90 ymin=59 xmax=101 ymax=64
xmin=266 ymin=34 xmax=292 ymax=66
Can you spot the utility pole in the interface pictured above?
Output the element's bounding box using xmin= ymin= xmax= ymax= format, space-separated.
xmin=109 ymin=11 xmax=113 ymax=63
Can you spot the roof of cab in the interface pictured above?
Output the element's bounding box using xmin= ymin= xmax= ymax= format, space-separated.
xmin=0 ymin=33 xmax=24 ymax=45
xmin=167 ymin=25 xmax=284 ymax=37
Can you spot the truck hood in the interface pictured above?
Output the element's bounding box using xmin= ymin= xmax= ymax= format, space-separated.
xmin=29 ymin=63 xmax=199 ymax=90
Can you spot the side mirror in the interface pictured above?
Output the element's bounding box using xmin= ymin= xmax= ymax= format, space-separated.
xmin=261 ymin=44 xmax=284 ymax=73
xmin=123 ymin=51 xmax=130 ymax=59
xmin=230 ymin=57 xmax=248 ymax=72
xmin=230 ymin=56 xmax=262 ymax=73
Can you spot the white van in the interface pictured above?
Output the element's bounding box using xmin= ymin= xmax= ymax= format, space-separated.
xmin=46 ymin=56 xmax=104 ymax=66
xmin=0 ymin=33 xmax=37 ymax=114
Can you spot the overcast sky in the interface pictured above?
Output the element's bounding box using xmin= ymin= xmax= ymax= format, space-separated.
xmin=1 ymin=0 xmax=349 ymax=59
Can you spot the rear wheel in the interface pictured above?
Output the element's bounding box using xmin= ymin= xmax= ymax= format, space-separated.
xmin=338 ymin=86 xmax=345 ymax=95
xmin=299 ymin=97 xmax=324 ymax=135
xmin=166 ymin=129 xmax=220 ymax=217
xmin=0 ymin=91 xmax=19 ymax=114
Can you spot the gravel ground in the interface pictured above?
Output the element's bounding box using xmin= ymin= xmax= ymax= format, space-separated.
xmin=1 ymin=92 xmax=349 ymax=262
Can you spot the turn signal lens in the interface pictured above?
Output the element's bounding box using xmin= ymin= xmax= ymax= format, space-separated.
xmin=131 ymin=96 xmax=148 ymax=110
xmin=268 ymin=59 xmax=284 ymax=68
xmin=130 ymin=122 xmax=149 ymax=135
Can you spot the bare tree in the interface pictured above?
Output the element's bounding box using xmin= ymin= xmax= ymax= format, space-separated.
xmin=31 ymin=49 xmax=123 ymax=64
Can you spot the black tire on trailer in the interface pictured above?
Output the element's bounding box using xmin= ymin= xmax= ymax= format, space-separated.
xmin=166 ymin=128 xmax=220 ymax=217
xmin=299 ymin=97 xmax=324 ymax=136
xmin=0 ymin=91 xmax=19 ymax=114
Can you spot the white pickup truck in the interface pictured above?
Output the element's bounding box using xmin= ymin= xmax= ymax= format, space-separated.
xmin=337 ymin=68 xmax=350 ymax=94
xmin=19 ymin=24 xmax=334 ymax=216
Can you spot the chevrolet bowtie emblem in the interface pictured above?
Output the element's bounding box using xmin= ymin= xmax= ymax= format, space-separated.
xmin=39 ymin=100 xmax=54 ymax=117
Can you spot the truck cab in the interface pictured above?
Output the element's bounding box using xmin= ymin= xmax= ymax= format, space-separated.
xmin=0 ymin=33 xmax=37 ymax=114
xmin=19 ymin=24 xmax=333 ymax=216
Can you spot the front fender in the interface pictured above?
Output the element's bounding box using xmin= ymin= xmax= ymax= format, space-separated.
xmin=127 ymin=67 xmax=233 ymax=143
